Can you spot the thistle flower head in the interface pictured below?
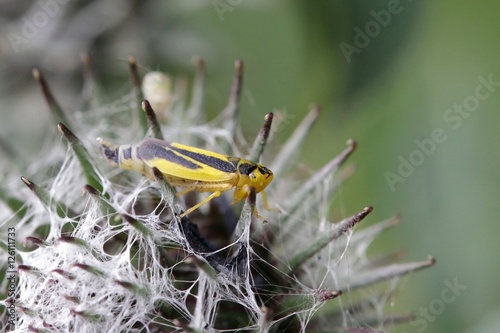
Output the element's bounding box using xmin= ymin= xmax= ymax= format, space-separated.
xmin=0 ymin=56 xmax=434 ymax=332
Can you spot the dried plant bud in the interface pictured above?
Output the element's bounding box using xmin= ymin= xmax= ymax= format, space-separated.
xmin=142 ymin=71 xmax=173 ymax=122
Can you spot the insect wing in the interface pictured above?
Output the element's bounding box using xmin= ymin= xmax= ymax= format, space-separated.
xmin=138 ymin=139 xmax=237 ymax=182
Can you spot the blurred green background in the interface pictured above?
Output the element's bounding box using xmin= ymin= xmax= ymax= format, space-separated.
xmin=1 ymin=1 xmax=499 ymax=332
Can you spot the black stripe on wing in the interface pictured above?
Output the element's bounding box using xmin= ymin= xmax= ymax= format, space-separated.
xmin=168 ymin=145 xmax=236 ymax=173
xmin=139 ymin=140 xmax=201 ymax=170
xmin=238 ymin=162 xmax=257 ymax=175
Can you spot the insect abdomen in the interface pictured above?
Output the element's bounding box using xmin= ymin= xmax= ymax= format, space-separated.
xmin=99 ymin=139 xmax=147 ymax=173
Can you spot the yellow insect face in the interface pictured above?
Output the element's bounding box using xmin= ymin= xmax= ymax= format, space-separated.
xmin=250 ymin=166 xmax=274 ymax=192
xmin=233 ymin=161 xmax=273 ymax=203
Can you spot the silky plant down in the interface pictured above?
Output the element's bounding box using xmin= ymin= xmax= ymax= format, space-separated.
xmin=0 ymin=56 xmax=435 ymax=332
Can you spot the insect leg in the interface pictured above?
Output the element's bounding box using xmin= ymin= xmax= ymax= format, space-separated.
xmin=253 ymin=206 xmax=268 ymax=223
xmin=176 ymin=187 xmax=196 ymax=196
xmin=179 ymin=191 xmax=222 ymax=217
xmin=260 ymin=190 xmax=281 ymax=213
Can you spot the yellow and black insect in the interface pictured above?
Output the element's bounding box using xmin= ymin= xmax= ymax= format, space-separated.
xmin=98 ymin=138 xmax=274 ymax=218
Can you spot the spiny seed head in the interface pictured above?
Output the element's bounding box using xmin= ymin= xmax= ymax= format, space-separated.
xmin=0 ymin=57 xmax=434 ymax=333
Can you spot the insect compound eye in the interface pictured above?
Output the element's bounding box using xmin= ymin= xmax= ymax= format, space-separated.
xmin=249 ymin=171 xmax=261 ymax=183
